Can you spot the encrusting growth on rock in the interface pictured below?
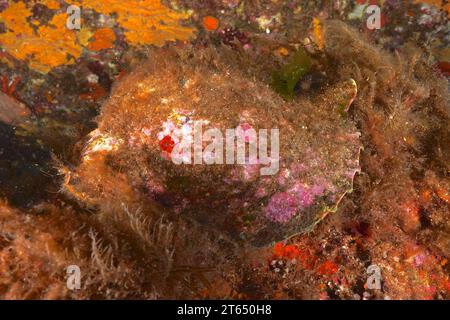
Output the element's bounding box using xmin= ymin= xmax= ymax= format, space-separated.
xmin=64 ymin=43 xmax=361 ymax=246
xmin=0 ymin=19 xmax=449 ymax=299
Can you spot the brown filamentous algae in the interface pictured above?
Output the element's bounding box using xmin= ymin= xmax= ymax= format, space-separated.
xmin=64 ymin=47 xmax=361 ymax=246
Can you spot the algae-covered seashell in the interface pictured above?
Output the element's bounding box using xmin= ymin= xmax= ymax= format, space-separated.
xmin=67 ymin=47 xmax=362 ymax=246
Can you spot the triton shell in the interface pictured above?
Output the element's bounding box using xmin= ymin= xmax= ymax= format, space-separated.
xmin=68 ymin=48 xmax=362 ymax=246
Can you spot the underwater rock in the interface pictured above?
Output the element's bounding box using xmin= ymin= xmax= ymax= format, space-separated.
xmin=65 ymin=47 xmax=361 ymax=246
xmin=0 ymin=122 xmax=54 ymax=208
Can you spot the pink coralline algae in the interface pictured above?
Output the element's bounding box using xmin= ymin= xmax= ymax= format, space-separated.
xmin=236 ymin=123 xmax=255 ymax=143
xmin=266 ymin=192 xmax=299 ymax=223
xmin=290 ymin=184 xmax=316 ymax=207
xmin=266 ymin=182 xmax=329 ymax=223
